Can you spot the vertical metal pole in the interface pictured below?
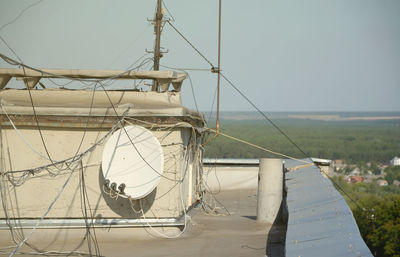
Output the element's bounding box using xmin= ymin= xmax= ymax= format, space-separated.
xmin=257 ymin=158 xmax=283 ymax=224
xmin=216 ymin=0 xmax=221 ymax=135
xmin=0 ymin=123 xmax=2 ymax=181
xmin=152 ymin=0 xmax=163 ymax=91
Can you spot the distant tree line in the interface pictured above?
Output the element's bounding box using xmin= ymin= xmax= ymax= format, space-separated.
xmin=384 ymin=166 xmax=400 ymax=184
xmin=204 ymin=119 xmax=400 ymax=164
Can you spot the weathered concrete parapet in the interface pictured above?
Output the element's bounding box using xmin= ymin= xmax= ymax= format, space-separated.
xmin=0 ymin=68 xmax=187 ymax=91
xmin=0 ymin=88 xmax=204 ymax=223
xmin=257 ymin=158 xmax=283 ymax=224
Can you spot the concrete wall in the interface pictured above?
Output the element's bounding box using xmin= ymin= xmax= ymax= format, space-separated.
xmin=0 ymin=125 xmax=200 ymax=219
xmin=203 ymin=165 xmax=259 ymax=191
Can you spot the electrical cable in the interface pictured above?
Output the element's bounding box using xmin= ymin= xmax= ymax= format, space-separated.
xmin=0 ymin=134 xmax=35 ymax=252
xmin=166 ymin=21 xmax=214 ymax=67
xmin=0 ymin=50 xmax=173 ymax=240
xmin=0 ymin=250 xmax=98 ymax=256
xmin=0 ymin=104 xmax=51 ymax=161
xmin=0 ymin=0 xmax=43 ymax=32
xmin=203 ymin=157 xmax=222 ymax=195
xmin=0 ymin=51 xmax=153 ymax=92
xmin=219 ymin=72 xmax=312 ymax=161
xmin=207 ymin=84 xmax=218 ymax=124
xmin=2 ymin=117 xmax=191 ymax=178
xmin=1 ymin=9 xmax=367 ymax=247
xmin=217 ymin=72 xmax=366 ymax=211
xmin=1 ymin=40 xmax=98 ymax=170
xmin=79 ymin=161 xmax=101 ymax=256
xmin=160 ymin=67 xmax=210 ymax=71
xmin=97 ymin=81 xmax=182 ymax=182
xmin=45 ymin=78 xmax=75 ymax=88
xmin=319 ymin=169 xmax=365 ymax=211
xmin=106 ymin=26 xmax=151 ymax=69
xmin=80 ymin=56 xmax=153 ymax=90
xmin=104 ymin=125 xmax=204 ymax=239
xmin=5 ymin=117 xmax=124 ymax=256
xmin=2 ymin=80 xmax=99 ymax=178
xmin=0 ymin=37 xmax=24 ymax=69
xmin=25 ymin=78 xmax=59 ymax=166
xmin=162 ymin=0 xmax=175 ymax=22
xmin=136 ymin=131 xmax=194 ymax=239
xmin=9 ymin=160 xmax=81 ymax=256
xmin=1 ymin=38 xmax=68 ymax=178
xmin=1 ymin=19 xmax=206 ymax=251
xmin=198 ymin=160 xmax=230 ymax=216
xmin=159 ymin=64 xmax=201 ymax=117
xmin=164 ymin=17 xmax=310 ymax=161
xmin=207 ymin=128 xmax=311 ymax=164
xmin=165 ymin=19 xmax=368 ymax=214
xmin=2 ymin=97 xmax=121 ymax=254
xmin=2 ymin=118 xmax=122 ymax=177
xmin=0 ymin=52 xmax=158 ymax=85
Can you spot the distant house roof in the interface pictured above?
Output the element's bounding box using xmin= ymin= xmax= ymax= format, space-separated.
xmin=333 ymin=159 xmax=343 ymax=165
xmin=350 ymin=168 xmax=361 ymax=175
xmin=350 ymin=176 xmax=364 ymax=183
xmin=377 ymin=179 xmax=388 ymax=186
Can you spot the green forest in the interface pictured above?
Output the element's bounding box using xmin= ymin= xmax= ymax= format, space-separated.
xmin=204 ymin=118 xmax=400 ymax=164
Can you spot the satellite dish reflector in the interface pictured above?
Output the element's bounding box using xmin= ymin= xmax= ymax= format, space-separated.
xmin=101 ymin=125 xmax=164 ymax=199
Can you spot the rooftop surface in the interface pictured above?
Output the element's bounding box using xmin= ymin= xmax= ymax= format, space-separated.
xmin=102 ymin=189 xmax=284 ymax=257
xmin=0 ymin=188 xmax=284 ymax=257
xmin=0 ymin=160 xmax=372 ymax=256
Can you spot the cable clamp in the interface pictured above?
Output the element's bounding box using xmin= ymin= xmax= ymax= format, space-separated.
xmin=211 ymin=67 xmax=220 ymax=73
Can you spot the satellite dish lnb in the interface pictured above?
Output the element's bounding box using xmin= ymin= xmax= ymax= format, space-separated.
xmin=101 ymin=125 xmax=164 ymax=199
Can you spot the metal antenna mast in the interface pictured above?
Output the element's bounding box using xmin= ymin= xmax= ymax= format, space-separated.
xmin=216 ymin=0 xmax=222 ymax=135
xmin=151 ymin=0 xmax=163 ymax=91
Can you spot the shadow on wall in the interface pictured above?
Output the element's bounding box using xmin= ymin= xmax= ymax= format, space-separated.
xmin=265 ymin=172 xmax=288 ymax=257
xmin=98 ymin=167 xmax=156 ymax=218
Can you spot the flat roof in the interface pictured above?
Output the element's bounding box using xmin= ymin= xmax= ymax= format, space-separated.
xmin=0 ymin=189 xmax=283 ymax=257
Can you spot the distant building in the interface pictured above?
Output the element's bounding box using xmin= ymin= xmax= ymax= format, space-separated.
xmin=363 ymin=177 xmax=373 ymax=184
xmin=393 ymin=180 xmax=400 ymax=187
xmin=377 ymin=179 xmax=389 ymax=186
xmin=363 ymin=174 xmax=382 ymax=184
xmin=333 ymin=159 xmax=343 ymax=166
xmin=350 ymin=168 xmax=361 ymax=176
xmin=347 ymin=176 xmax=363 ymax=184
xmin=390 ymin=157 xmax=400 ymax=166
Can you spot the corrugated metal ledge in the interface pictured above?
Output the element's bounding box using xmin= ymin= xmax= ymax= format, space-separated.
xmin=284 ymin=159 xmax=373 ymax=257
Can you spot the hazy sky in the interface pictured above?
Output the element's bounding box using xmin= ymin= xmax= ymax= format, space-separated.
xmin=0 ymin=0 xmax=399 ymax=112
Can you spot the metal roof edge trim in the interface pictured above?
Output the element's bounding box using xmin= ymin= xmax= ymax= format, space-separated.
xmin=285 ymin=164 xmax=373 ymax=257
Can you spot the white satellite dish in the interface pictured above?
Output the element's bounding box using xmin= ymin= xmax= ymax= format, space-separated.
xmin=101 ymin=125 xmax=164 ymax=199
